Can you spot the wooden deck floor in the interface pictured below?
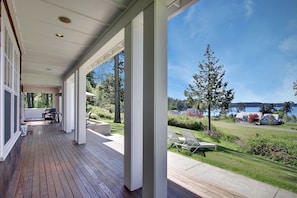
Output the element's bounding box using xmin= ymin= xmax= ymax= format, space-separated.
xmin=5 ymin=123 xmax=200 ymax=198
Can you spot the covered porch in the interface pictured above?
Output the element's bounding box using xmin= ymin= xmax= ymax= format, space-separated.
xmin=1 ymin=0 xmax=202 ymax=197
xmin=6 ymin=123 xmax=244 ymax=197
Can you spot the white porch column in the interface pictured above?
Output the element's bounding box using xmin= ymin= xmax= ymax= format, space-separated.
xmin=124 ymin=13 xmax=144 ymax=191
xmin=74 ymin=71 xmax=78 ymax=142
xmin=64 ymin=76 xmax=75 ymax=133
xmin=63 ymin=80 xmax=68 ymax=132
xmin=52 ymin=89 xmax=59 ymax=112
xmin=143 ymin=1 xmax=168 ymax=197
xmin=76 ymin=67 xmax=86 ymax=144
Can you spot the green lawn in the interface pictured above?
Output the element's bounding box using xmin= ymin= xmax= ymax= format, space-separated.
xmin=212 ymin=121 xmax=297 ymax=142
xmin=171 ymin=121 xmax=297 ymax=193
xmin=100 ymin=118 xmax=297 ymax=193
xmin=169 ymin=144 xmax=297 ymax=193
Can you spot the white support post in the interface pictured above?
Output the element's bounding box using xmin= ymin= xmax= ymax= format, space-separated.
xmin=52 ymin=90 xmax=59 ymax=112
xmin=63 ymin=80 xmax=67 ymax=132
xmin=143 ymin=1 xmax=168 ymax=197
xmin=124 ymin=13 xmax=144 ymax=191
xmin=70 ymin=77 xmax=75 ymax=133
xmin=76 ymin=67 xmax=86 ymax=144
xmin=64 ymin=76 xmax=75 ymax=133
xmin=74 ymin=71 xmax=78 ymax=142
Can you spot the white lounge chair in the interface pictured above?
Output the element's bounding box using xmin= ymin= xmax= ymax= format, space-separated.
xmin=179 ymin=129 xmax=217 ymax=154
xmin=167 ymin=127 xmax=186 ymax=149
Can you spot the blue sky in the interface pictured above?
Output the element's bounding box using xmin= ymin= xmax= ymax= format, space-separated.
xmin=168 ymin=0 xmax=297 ymax=103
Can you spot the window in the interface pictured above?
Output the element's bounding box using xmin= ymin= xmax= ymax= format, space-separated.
xmin=4 ymin=28 xmax=14 ymax=89
xmin=0 ymin=4 xmax=21 ymax=160
xmin=14 ymin=51 xmax=20 ymax=93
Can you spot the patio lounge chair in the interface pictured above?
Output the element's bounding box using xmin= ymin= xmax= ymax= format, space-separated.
xmin=85 ymin=111 xmax=93 ymax=128
xmin=179 ymin=129 xmax=217 ymax=154
xmin=167 ymin=127 xmax=186 ymax=149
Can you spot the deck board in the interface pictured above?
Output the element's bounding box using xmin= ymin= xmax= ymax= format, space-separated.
xmin=6 ymin=123 xmax=200 ymax=197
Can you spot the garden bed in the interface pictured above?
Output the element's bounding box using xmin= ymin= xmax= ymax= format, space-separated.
xmin=87 ymin=119 xmax=111 ymax=136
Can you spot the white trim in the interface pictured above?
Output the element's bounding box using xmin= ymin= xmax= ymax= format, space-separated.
xmin=0 ymin=2 xmax=21 ymax=161
xmin=0 ymin=131 xmax=21 ymax=161
xmin=0 ymin=2 xmax=4 ymax=158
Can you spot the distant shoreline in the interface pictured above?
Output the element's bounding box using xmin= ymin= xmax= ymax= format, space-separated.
xmin=231 ymin=102 xmax=297 ymax=108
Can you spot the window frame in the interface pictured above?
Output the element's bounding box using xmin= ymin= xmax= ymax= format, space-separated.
xmin=0 ymin=3 xmax=21 ymax=161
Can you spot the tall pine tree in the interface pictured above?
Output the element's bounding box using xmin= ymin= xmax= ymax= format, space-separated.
xmin=185 ymin=44 xmax=234 ymax=134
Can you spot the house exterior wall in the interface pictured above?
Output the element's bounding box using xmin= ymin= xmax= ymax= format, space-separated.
xmin=0 ymin=137 xmax=21 ymax=197
xmin=0 ymin=1 xmax=22 ymax=160
xmin=0 ymin=2 xmax=22 ymax=196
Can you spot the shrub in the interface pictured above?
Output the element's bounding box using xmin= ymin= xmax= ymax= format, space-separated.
xmin=215 ymin=130 xmax=240 ymax=143
xmin=168 ymin=114 xmax=206 ymax=131
xmin=90 ymin=106 xmax=113 ymax=120
xmin=247 ymin=135 xmax=297 ymax=166
xmin=283 ymin=115 xmax=297 ymax=123
xmin=168 ymin=114 xmax=242 ymax=142
xmin=283 ymin=115 xmax=291 ymax=123
xmin=248 ymin=114 xmax=259 ymax=123
xmin=268 ymin=116 xmax=276 ymax=125
xmin=292 ymin=115 xmax=297 ymax=122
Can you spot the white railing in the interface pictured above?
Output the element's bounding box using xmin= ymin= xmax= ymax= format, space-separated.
xmin=24 ymin=108 xmax=46 ymax=120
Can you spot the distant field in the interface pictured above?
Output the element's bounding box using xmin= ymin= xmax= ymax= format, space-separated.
xmin=212 ymin=121 xmax=297 ymax=142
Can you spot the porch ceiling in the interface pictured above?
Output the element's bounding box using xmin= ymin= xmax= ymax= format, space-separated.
xmin=5 ymin=0 xmax=198 ymax=89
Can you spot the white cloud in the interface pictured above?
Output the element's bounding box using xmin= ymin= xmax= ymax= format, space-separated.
xmin=245 ymin=0 xmax=253 ymax=18
xmin=168 ymin=63 xmax=195 ymax=85
xmin=183 ymin=5 xmax=196 ymax=24
xmin=279 ymin=35 xmax=297 ymax=52
xmin=233 ymin=87 xmax=264 ymax=103
xmin=167 ymin=72 xmax=188 ymax=99
xmin=277 ymin=62 xmax=297 ymax=102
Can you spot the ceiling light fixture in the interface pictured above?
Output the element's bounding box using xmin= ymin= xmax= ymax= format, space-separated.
xmin=56 ymin=33 xmax=64 ymax=38
xmin=58 ymin=16 xmax=71 ymax=24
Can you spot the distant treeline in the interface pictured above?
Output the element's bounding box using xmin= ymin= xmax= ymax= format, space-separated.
xmin=231 ymin=102 xmax=297 ymax=108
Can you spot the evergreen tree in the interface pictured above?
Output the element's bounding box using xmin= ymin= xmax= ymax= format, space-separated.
xmin=45 ymin=93 xmax=49 ymax=107
xmin=294 ymin=80 xmax=297 ymax=96
xmin=114 ymin=52 xmax=124 ymax=123
xmin=185 ymin=44 xmax=234 ymax=133
xmin=259 ymin=103 xmax=276 ymax=114
xmin=27 ymin=93 xmax=34 ymax=108
xmin=101 ymin=74 xmax=115 ymax=105
xmin=168 ymin=97 xmax=186 ymax=111
xmin=236 ymin=102 xmax=245 ymax=112
xmin=281 ymin=101 xmax=294 ymax=115
xmin=86 ymin=70 xmax=96 ymax=88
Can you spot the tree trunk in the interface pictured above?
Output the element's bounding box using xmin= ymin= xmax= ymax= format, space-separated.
xmin=207 ymin=103 xmax=211 ymax=133
xmin=27 ymin=93 xmax=34 ymax=108
xmin=114 ymin=54 xmax=121 ymax=123
xmin=45 ymin=93 xmax=49 ymax=107
xmin=31 ymin=93 xmax=35 ymax=108
xmin=27 ymin=93 xmax=32 ymax=108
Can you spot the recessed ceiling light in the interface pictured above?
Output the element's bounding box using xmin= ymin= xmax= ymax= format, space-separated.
xmin=58 ymin=16 xmax=71 ymax=24
xmin=56 ymin=33 xmax=64 ymax=38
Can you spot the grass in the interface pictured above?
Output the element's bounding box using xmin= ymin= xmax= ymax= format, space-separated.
xmin=99 ymin=118 xmax=297 ymax=193
xmin=276 ymin=122 xmax=297 ymax=131
xmin=99 ymin=118 xmax=125 ymax=135
xmin=170 ymin=121 xmax=297 ymax=193
xmin=169 ymin=144 xmax=297 ymax=193
xmin=212 ymin=120 xmax=297 ymax=143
